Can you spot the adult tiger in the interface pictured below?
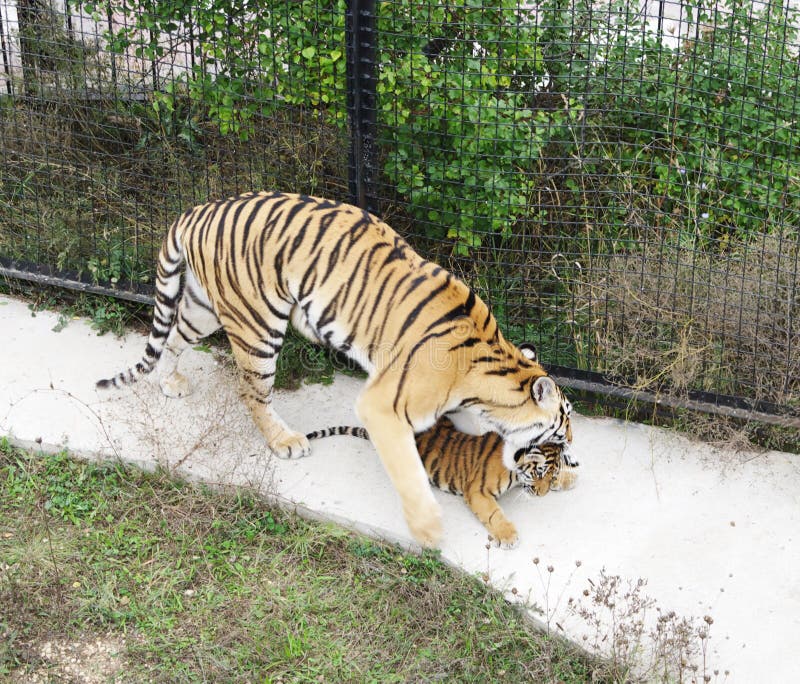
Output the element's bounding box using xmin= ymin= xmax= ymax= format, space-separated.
xmin=96 ymin=191 xmax=566 ymax=547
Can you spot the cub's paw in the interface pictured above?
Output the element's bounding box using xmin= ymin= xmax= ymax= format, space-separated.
xmin=489 ymin=521 xmax=519 ymax=550
xmin=270 ymin=430 xmax=311 ymax=459
xmin=404 ymin=497 xmax=443 ymax=549
xmin=531 ymin=475 xmax=553 ymax=497
xmin=552 ymin=467 xmax=579 ymax=491
xmin=160 ymin=372 xmax=192 ymax=398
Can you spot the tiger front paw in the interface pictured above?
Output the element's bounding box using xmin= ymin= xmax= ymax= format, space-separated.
xmin=552 ymin=467 xmax=579 ymax=491
xmin=489 ymin=520 xmax=519 ymax=550
xmin=404 ymin=497 xmax=443 ymax=549
xmin=270 ymin=430 xmax=311 ymax=459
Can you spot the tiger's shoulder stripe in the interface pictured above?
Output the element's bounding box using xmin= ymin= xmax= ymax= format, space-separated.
xmin=424 ymin=289 xmax=477 ymax=335
xmin=397 ymin=276 xmax=453 ymax=342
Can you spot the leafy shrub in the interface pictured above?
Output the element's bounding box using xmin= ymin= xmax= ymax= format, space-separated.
xmin=74 ymin=0 xmax=578 ymax=251
xmin=374 ymin=2 xmax=570 ymax=250
xmin=76 ymin=0 xmax=798 ymax=253
xmin=538 ymin=0 xmax=800 ymax=246
xmin=78 ymin=0 xmax=348 ymax=136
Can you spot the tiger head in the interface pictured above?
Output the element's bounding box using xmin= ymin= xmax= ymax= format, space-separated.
xmin=465 ymin=339 xmax=571 ymax=470
xmin=514 ymin=440 xmax=579 ymax=496
xmin=513 ymin=394 xmax=575 ymax=488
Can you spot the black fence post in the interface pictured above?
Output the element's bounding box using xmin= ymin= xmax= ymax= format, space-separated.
xmin=346 ymin=0 xmax=378 ymax=215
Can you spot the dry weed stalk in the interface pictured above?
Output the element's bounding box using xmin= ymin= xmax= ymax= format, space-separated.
xmin=571 ymin=569 xmax=728 ymax=683
xmin=121 ymin=359 xmax=275 ymax=493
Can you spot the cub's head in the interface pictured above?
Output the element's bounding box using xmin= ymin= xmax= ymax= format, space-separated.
xmin=511 ymin=444 xmax=550 ymax=496
xmin=513 ymin=439 xmax=576 ymax=497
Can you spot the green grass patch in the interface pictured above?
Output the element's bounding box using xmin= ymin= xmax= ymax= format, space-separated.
xmin=0 ymin=439 xmax=596 ymax=682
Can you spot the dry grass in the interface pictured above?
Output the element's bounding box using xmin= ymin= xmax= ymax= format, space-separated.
xmin=570 ymin=571 xmax=727 ymax=684
xmin=0 ymin=96 xmax=348 ymax=285
xmin=574 ymin=234 xmax=799 ymax=446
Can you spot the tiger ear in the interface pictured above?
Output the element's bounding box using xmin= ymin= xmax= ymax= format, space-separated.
xmin=519 ymin=343 xmax=537 ymax=361
xmin=532 ymin=376 xmax=557 ymax=406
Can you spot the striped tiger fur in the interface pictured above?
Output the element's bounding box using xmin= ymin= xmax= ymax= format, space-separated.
xmin=307 ymin=394 xmax=577 ymax=548
xmin=96 ymin=191 xmax=567 ymax=548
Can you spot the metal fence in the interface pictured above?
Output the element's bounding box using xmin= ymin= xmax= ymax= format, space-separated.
xmin=1 ymin=0 xmax=798 ymax=428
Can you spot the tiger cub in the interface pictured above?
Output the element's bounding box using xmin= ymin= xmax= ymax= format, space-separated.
xmin=307 ymin=400 xmax=577 ymax=549
xmin=96 ymin=191 xmax=568 ymax=548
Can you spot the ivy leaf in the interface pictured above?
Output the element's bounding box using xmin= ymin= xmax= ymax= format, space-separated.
xmin=301 ymin=46 xmax=316 ymax=60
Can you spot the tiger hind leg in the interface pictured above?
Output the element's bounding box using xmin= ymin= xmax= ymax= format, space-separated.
xmin=228 ymin=332 xmax=310 ymax=460
xmin=159 ymin=274 xmax=221 ymax=398
xmin=289 ymin=305 xmax=322 ymax=344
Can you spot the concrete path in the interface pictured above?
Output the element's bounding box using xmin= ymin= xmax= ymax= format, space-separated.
xmin=1 ymin=293 xmax=798 ymax=682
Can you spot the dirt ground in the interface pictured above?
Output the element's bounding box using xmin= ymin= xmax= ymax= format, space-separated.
xmin=9 ymin=634 xmax=127 ymax=683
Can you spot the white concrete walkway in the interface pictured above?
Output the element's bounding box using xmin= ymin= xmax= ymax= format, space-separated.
xmin=1 ymin=293 xmax=798 ymax=682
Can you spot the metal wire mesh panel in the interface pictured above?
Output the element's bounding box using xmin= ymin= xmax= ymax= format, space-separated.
xmin=372 ymin=0 xmax=799 ymax=418
xmin=0 ymin=0 xmax=350 ymax=297
xmin=1 ymin=0 xmax=798 ymax=421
